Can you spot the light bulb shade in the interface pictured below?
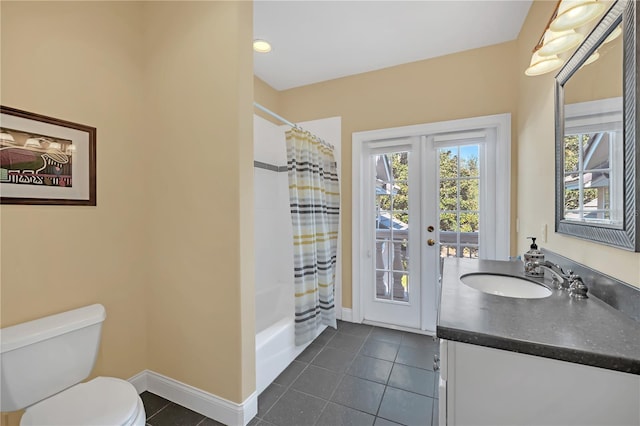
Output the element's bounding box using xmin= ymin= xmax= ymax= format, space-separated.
xmin=525 ymin=52 xmax=564 ymax=76
xmin=550 ymin=0 xmax=607 ymax=32
xmin=538 ymin=29 xmax=584 ymax=56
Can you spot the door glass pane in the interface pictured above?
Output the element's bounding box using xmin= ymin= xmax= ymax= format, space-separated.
xmin=374 ymin=152 xmax=409 ymax=303
xmin=438 ymin=145 xmax=480 ymax=259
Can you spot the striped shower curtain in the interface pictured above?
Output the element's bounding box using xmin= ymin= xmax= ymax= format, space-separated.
xmin=286 ymin=128 xmax=340 ymax=346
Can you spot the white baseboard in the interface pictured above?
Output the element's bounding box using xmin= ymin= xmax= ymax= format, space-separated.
xmin=128 ymin=370 xmax=148 ymax=394
xmin=341 ymin=307 xmax=353 ymax=322
xmin=128 ymin=370 xmax=257 ymax=426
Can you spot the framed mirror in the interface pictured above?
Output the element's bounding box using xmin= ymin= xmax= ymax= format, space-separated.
xmin=555 ymin=0 xmax=639 ymax=251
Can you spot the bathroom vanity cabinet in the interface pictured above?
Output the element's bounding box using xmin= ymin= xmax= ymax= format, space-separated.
xmin=437 ymin=258 xmax=640 ymax=426
xmin=438 ymin=339 xmax=640 ymax=426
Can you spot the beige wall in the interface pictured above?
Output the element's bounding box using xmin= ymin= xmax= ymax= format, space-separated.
xmin=1 ymin=1 xmax=255 ymax=422
xmin=277 ymin=42 xmax=520 ymax=307
xmin=0 ymin=1 xmax=148 ymax=423
xmin=517 ymin=0 xmax=640 ymax=287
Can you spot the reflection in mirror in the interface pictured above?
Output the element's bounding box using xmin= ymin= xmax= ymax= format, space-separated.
xmin=555 ymin=0 xmax=639 ymax=251
xmin=562 ymin=98 xmax=623 ymax=225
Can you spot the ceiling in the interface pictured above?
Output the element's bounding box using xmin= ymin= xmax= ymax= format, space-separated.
xmin=254 ymin=1 xmax=533 ymax=91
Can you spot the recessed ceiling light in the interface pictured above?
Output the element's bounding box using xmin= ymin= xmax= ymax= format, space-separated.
xmin=253 ymin=39 xmax=272 ymax=53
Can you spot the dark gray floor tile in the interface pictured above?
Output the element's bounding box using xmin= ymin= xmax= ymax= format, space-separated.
xmin=258 ymin=382 xmax=286 ymax=418
xmin=314 ymin=327 xmax=337 ymax=346
xmin=388 ymin=364 xmax=435 ymax=397
xmin=197 ymin=417 xmax=226 ymax=426
xmin=296 ymin=342 xmax=323 ymax=363
xmin=337 ymin=321 xmax=373 ymax=338
xmin=331 ymin=375 xmax=385 ymax=415
xmin=141 ymin=392 xmax=171 ymax=419
xmin=257 ymin=421 xmax=277 ymax=426
xmin=291 ymin=365 xmax=342 ymax=399
xmin=246 ymin=416 xmax=261 ymax=426
xmin=401 ymin=332 xmax=438 ymax=350
xmin=373 ymin=417 xmax=403 ymax=426
xmin=359 ymin=339 xmax=400 ymax=362
xmin=273 ymin=360 xmax=307 ymax=386
xmin=147 ymin=402 xmax=205 ymax=426
xmin=263 ymin=389 xmax=326 ymax=426
xmin=378 ymin=387 xmax=433 ymax=426
xmin=317 ymin=402 xmax=375 ymax=426
xmin=395 ymin=345 xmax=432 ymax=370
xmin=369 ymin=328 xmax=404 ymax=345
xmin=311 ymin=346 xmax=356 ymax=373
xmin=327 ymin=332 xmax=366 ymax=353
xmin=347 ymin=355 xmax=393 ymax=384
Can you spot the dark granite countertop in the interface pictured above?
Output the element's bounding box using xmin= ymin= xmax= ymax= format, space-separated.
xmin=436 ymin=258 xmax=640 ymax=375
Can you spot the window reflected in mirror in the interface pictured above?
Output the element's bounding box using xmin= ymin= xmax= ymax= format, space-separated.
xmin=563 ymin=130 xmax=621 ymax=224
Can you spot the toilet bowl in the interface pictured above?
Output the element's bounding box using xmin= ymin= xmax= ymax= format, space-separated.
xmin=20 ymin=377 xmax=145 ymax=426
xmin=0 ymin=304 xmax=146 ymax=425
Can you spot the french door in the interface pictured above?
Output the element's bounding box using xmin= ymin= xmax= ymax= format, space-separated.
xmin=353 ymin=115 xmax=511 ymax=333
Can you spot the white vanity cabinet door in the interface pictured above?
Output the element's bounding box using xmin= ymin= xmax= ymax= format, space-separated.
xmin=438 ymin=340 xmax=448 ymax=426
xmin=443 ymin=340 xmax=640 ymax=426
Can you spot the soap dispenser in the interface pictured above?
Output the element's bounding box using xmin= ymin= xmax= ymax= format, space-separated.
xmin=524 ymin=237 xmax=544 ymax=277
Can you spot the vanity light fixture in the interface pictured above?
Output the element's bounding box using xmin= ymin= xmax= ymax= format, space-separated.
xmin=525 ymin=0 xmax=607 ymax=76
xmin=550 ymin=0 xmax=607 ymax=32
xmin=253 ymin=39 xmax=272 ymax=53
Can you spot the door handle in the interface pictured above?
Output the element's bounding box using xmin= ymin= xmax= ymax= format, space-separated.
xmin=427 ymin=239 xmax=436 ymax=246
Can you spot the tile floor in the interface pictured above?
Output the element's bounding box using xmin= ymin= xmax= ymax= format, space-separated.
xmin=142 ymin=321 xmax=440 ymax=426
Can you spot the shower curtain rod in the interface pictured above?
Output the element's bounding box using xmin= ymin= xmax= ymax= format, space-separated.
xmin=253 ymin=102 xmax=334 ymax=150
xmin=254 ymin=102 xmax=296 ymax=128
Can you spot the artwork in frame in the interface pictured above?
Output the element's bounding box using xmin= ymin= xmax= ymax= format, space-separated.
xmin=0 ymin=106 xmax=96 ymax=205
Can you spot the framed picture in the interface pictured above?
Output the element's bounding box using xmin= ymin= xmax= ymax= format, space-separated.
xmin=0 ymin=106 xmax=96 ymax=205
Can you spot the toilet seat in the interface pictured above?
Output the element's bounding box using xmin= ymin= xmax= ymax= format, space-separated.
xmin=21 ymin=377 xmax=143 ymax=426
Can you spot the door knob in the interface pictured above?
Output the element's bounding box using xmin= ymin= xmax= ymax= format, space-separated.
xmin=427 ymin=239 xmax=436 ymax=246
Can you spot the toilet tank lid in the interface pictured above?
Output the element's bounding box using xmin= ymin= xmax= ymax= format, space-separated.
xmin=1 ymin=304 xmax=106 ymax=354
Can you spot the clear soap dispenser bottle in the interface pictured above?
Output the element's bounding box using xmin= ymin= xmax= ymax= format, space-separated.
xmin=524 ymin=237 xmax=544 ymax=277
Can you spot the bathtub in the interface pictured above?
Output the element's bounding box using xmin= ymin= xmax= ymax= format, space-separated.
xmin=255 ymin=283 xmax=325 ymax=395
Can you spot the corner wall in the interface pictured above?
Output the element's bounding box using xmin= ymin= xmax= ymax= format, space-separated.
xmin=516 ymin=0 xmax=640 ymax=287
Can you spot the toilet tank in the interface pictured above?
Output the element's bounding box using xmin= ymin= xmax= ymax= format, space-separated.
xmin=0 ymin=304 xmax=106 ymax=412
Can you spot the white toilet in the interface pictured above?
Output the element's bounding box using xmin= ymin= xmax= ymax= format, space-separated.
xmin=0 ymin=304 xmax=146 ymax=425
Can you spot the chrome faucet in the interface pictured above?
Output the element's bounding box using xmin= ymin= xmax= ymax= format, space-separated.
xmin=535 ymin=261 xmax=570 ymax=289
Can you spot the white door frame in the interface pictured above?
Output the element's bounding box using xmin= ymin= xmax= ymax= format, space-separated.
xmin=351 ymin=113 xmax=511 ymax=328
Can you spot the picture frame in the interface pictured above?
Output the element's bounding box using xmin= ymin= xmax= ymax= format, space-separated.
xmin=0 ymin=106 xmax=96 ymax=206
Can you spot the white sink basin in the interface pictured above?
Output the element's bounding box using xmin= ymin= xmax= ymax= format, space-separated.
xmin=460 ymin=273 xmax=552 ymax=299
